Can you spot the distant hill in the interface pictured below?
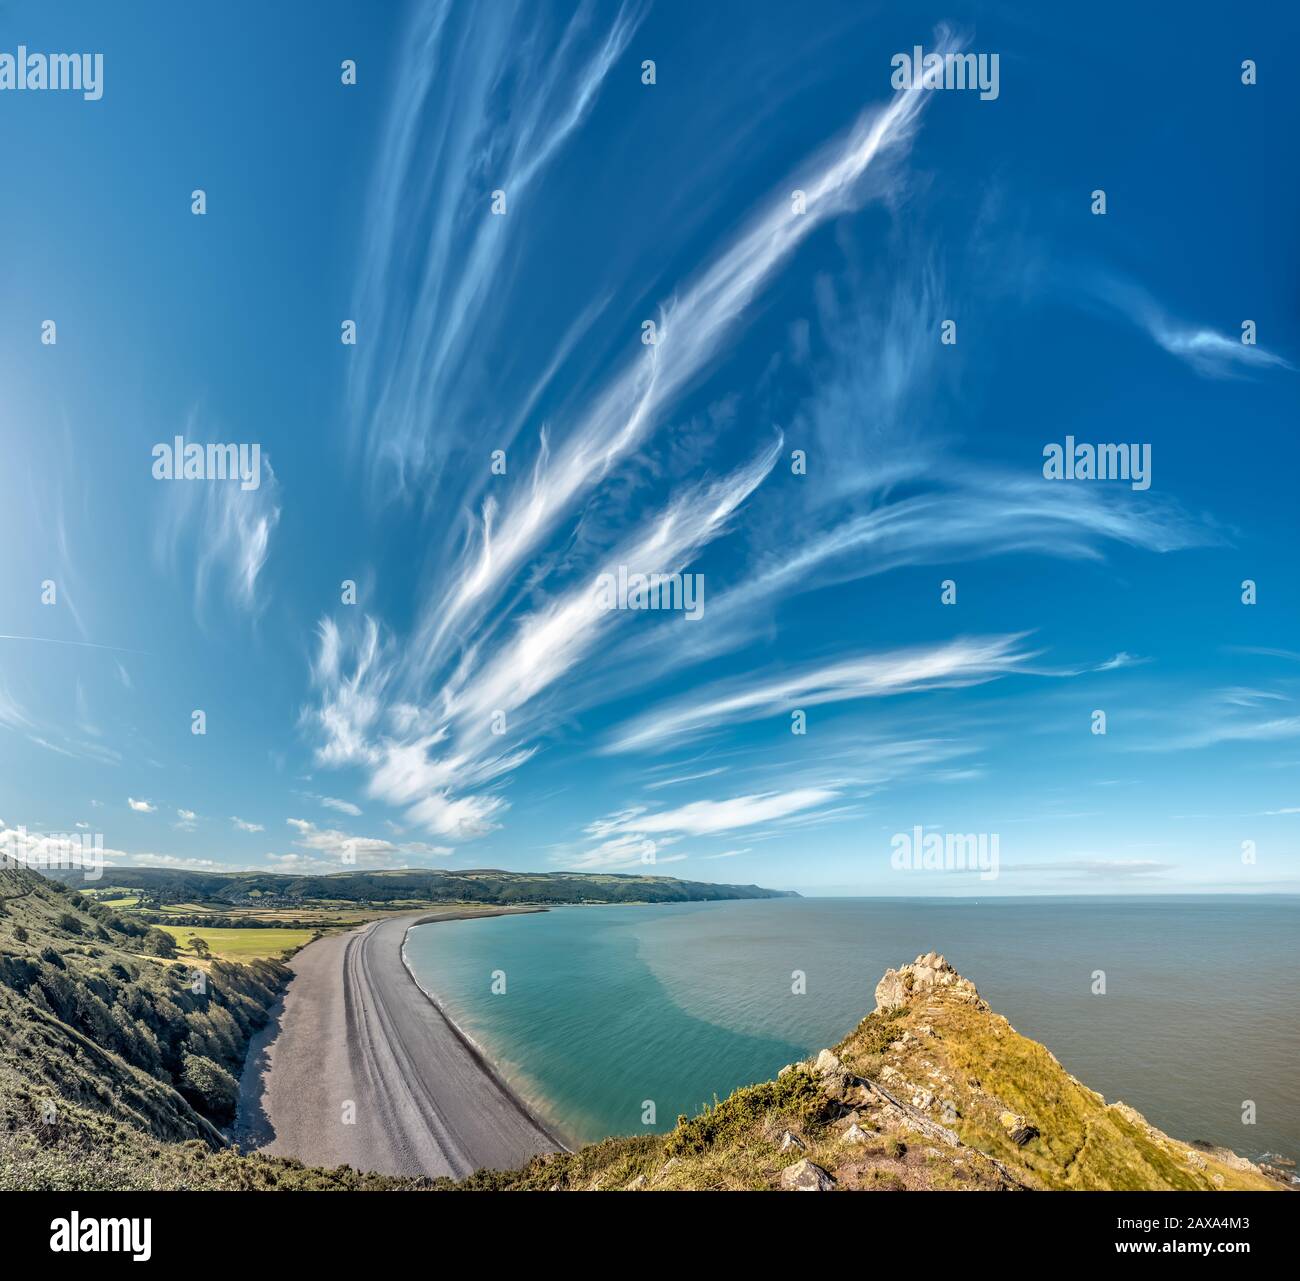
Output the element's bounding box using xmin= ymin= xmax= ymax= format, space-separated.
xmin=40 ymin=866 xmax=798 ymax=907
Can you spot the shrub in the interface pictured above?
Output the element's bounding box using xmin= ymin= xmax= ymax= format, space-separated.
xmin=841 ymin=1006 xmax=908 ymax=1057
xmin=142 ymin=929 xmax=177 ymax=958
xmin=178 ymin=1053 xmax=239 ymax=1124
xmin=664 ymin=1069 xmax=834 ymax=1158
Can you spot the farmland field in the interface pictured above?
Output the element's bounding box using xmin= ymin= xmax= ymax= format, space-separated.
xmin=159 ymin=925 xmax=316 ymax=960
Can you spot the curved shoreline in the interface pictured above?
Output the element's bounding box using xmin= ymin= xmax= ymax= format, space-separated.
xmin=398 ymin=912 xmax=571 ymax=1154
xmin=233 ymin=907 xmax=562 ymax=1180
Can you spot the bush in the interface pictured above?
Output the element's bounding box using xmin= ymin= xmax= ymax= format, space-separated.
xmin=142 ymin=929 xmax=177 ymax=958
xmin=12 ymin=925 xmax=28 ymax=944
xmin=841 ymin=1006 xmax=908 ymax=1057
xmin=56 ymin=913 xmax=83 ymax=936
xmin=664 ymin=1069 xmax=834 ymax=1158
xmin=178 ymin=1053 xmax=239 ymax=1124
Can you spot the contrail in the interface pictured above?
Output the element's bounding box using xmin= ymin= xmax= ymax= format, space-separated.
xmin=0 ymin=634 xmax=150 ymax=655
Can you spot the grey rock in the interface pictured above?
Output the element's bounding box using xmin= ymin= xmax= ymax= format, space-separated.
xmin=780 ymin=1158 xmax=836 ymax=1191
xmin=813 ymin=1048 xmax=843 ymax=1075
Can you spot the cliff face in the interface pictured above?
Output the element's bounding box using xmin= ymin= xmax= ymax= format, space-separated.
xmin=464 ymin=953 xmax=1281 ymax=1192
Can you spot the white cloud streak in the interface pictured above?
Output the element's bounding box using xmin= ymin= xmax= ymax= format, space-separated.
xmin=400 ymin=30 xmax=959 ymax=690
xmin=1080 ymin=272 xmax=1292 ymax=378
xmin=606 ymin=634 xmax=1036 ymax=754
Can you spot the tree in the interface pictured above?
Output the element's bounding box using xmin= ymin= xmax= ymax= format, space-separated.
xmin=189 ymin=935 xmax=212 ymax=959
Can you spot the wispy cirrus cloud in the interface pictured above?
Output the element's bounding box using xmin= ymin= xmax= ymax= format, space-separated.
xmin=450 ymin=439 xmax=782 ymax=737
xmin=605 ymin=634 xmax=1037 ymax=755
xmin=153 ymin=414 xmax=281 ymax=618
xmin=561 ymin=787 xmax=836 ymax=869
xmin=350 ymin=0 xmax=647 ymax=500
xmin=644 ymin=767 xmax=730 ymax=791
xmin=602 ymin=477 xmax=1213 ymax=684
xmin=1153 ymin=716 xmax=1300 ymax=752
xmin=1075 ymin=270 xmax=1292 ymax=378
xmin=0 ymin=683 xmax=122 ymax=765
xmin=307 ymin=442 xmax=783 ymax=837
xmin=396 ymin=28 xmax=962 ymax=692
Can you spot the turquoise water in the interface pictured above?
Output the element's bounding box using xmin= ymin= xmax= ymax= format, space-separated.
xmin=403 ymin=897 xmax=1300 ymax=1159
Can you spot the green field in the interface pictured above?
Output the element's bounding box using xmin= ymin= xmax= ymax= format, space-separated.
xmin=159 ymin=925 xmax=315 ymax=960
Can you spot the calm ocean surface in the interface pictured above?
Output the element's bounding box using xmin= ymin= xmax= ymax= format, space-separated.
xmin=403 ymin=897 xmax=1300 ymax=1160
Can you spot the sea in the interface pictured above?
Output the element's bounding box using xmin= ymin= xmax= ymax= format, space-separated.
xmin=402 ymin=896 xmax=1300 ymax=1161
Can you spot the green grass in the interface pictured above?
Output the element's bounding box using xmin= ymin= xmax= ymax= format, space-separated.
xmin=159 ymin=925 xmax=315 ymax=960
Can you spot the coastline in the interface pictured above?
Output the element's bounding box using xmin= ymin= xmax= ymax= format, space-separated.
xmin=233 ymin=906 xmax=562 ymax=1180
xmin=398 ymin=913 xmax=573 ymax=1154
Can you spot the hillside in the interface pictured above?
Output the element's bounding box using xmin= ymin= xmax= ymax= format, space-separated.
xmin=0 ymin=860 xmax=298 ymax=1185
xmin=41 ymin=866 xmax=797 ymax=908
xmin=0 ymin=866 xmax=1281 ymax=1192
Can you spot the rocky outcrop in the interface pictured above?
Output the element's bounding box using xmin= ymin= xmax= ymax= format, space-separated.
xmin=873 ymin=951 xmax=989 ymax=1013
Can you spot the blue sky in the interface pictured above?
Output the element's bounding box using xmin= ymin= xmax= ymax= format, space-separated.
xmin=2 ymin=1 xmax=1298 ymax=895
